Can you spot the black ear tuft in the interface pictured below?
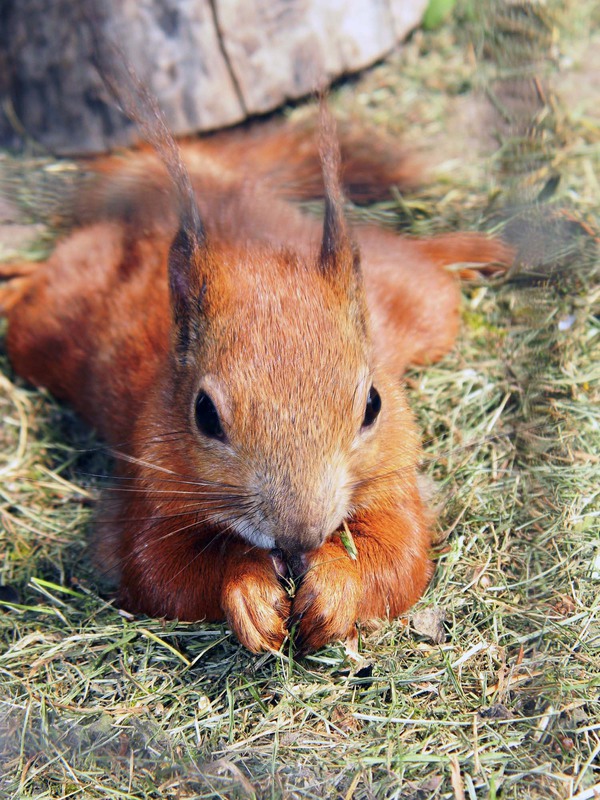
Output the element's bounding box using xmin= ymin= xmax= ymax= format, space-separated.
xmin=89 ymin=29 xmax=210 ymax=363
xmin=168 ymin=214 xmax=208 ymax=362
xmin=318 ymin=103 xmax=354 ymax=275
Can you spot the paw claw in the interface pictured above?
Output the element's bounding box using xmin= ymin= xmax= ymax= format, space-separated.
xmin=222 ymin=556 xmax=291 ymax=653
xmin=290 ymin=544 xmax=360 ymax=653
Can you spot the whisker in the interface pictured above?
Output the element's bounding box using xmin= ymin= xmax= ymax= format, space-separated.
xmin=91 ymin=518 xmax=222 ymax=585
xmin=106 ymin=449 xmax=184 ymax=476
xmin=163 ymin=527 xmax=240 ymax=587
xmin=68 ymin=429 xmax=190 ymax=455
xmin=101 ymin=449 xmax=251 ymax=487
xmin=94 ymin=502 xmax=258 ymax=524
xmin=77 ymin=470 xmax=251 ymax=492
xmin=105 ymin=512 xmax=254 ymax=590
xmin=127 ymin=500 xmax=260 ymax=555
xmin=161 ymin=517 xmax=273 ymax=590
xmin=92 ymin=485 xmax=253 ymax=498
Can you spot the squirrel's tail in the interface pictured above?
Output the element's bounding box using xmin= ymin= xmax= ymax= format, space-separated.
xmin=191 ymin=114 xmax=421 ymax=204
xmin=67 ymin=113 xmax=421 ymax=229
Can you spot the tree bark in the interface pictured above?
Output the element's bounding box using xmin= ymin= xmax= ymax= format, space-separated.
xmin=0 ymin=0 xmax=427 ymax=155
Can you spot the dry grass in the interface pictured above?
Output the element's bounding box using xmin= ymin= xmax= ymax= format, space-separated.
xmin=1 ymin=1 xmax=599 ymax=798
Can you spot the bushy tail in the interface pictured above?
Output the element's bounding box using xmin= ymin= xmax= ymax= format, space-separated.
xmin=193 ymin=114 xmax=421 ymax=204
xmin=412 ymin=232 xmax=515 ymax=279
xmin=66 ymin=112 xmax=421 ymax=230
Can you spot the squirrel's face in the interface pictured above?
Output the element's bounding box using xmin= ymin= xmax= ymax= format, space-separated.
xmin=147 ymin=121 xmax=419 ymax=557
xmin=157 ymin=244 xmax=407 ymax=556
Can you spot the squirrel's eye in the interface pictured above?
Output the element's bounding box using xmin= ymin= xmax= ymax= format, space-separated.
xmin=195 ymin=392 xmax=225 ymax=440
xmin=362 ymin=386 xmax=381 ymax=428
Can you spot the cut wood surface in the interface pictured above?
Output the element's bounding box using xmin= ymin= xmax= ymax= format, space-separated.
xmin=0 ymin=0 xmax=427 ymax=155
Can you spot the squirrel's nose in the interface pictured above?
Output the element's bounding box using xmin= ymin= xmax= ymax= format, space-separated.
xmin=275 ymin=520 xmax=326 ymax=556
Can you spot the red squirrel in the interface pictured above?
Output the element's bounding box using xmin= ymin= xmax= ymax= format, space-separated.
xmin=0 ymin=94 xmax=512 ymax=653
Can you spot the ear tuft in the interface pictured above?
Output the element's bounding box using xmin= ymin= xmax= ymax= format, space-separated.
xmin=90 ymin=31 xmax=210 ymax=363
xmin=318 ymin=103 xmax=355 ymax=276
xmin=168 ymin=216 xmax=208 ymax=363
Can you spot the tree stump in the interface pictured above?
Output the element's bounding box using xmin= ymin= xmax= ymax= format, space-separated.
xmin=0 ymin=0 xmax=427 ymax=155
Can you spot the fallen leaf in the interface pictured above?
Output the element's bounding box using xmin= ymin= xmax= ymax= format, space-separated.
xmin=411 ymin=606 xmax=446 ymax=644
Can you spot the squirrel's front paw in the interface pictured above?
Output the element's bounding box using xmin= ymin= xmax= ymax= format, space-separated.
xmin=221 ymin=552 xmax=291 ymax=653
xmin=291 ymin=543 xmax=361 ymax=652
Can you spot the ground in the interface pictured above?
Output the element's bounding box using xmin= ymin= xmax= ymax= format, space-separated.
xmin=0 ymin=1 xmax=598 ymax=799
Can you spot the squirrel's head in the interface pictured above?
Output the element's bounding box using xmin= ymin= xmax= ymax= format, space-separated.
xmin=142 ymin=110 xmax=414 ymax=557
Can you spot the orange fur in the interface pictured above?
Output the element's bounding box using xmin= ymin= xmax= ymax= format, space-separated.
xmin=2 ymin=116 xmax=512 ymax=652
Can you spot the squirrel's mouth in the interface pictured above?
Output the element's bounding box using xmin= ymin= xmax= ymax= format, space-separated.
xmin=269 ymin=548 xmax=308 ymax=582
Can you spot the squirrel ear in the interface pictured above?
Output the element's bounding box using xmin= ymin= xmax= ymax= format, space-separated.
xmin=89 ymin=37 xmax=212 ymax=364
xmin=318 ymin=105 xmax=358 ymax=278
xmin=168 ymin=206 xmax=209 ymax=363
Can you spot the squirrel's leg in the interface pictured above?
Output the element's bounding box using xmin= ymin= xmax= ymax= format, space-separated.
xmin=115 ymin=524 xmax=291 ymax=653
xmin=291 ymin=486 xmax=433 ymax=652
xmin=220 ymin=543 xmax=291 ymax=652
xmin=361 ymin=228 xmax=514 ymax=373
xmin=0 ymin=261 xmax=39 ymax=314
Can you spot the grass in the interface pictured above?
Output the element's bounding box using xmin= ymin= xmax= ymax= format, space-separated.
xmin=1 ymin=1 xmax=599 ymax=798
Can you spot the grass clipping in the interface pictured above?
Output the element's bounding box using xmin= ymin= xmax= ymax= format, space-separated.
xmin=1 ymin=1 xmax=599 ymax=798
